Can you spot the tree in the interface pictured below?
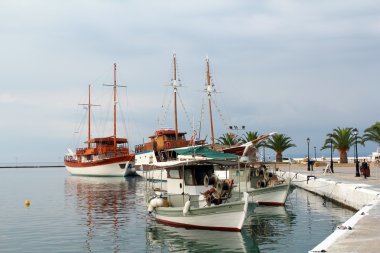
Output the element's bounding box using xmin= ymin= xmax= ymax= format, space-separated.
xmin=217 ymin=132 xmax=239 ymax=146
xmin=264 ymin=133 xmax=296 ymax=162
xmin=238 ymin=131 xmax=264 ymax=146
xmin=363 ymin=122 xmax=380 ymax=146
xmin=321 ymin=127 xmax=363 ymax=163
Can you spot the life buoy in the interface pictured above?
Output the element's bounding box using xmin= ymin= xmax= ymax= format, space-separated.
xmin=165 ymin=142 xmax=171 ymax=149
xmin=203 ymin=175 xmax=209 ymax=187
xmin=222 ymin=181 xmax=229 ymax=191
xmin=209 ymin=174 xmax=218 ymax=187
xmin=264 ymin=171 xmax=269 ymax=181
xmin=216 ymin=181 xmax=223 ymax=194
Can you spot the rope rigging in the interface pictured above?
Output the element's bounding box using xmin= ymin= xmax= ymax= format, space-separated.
xmin=211 ymin=93 xmax=230 ymax=132
xmin=177 ymin=91 xmax=193 ymax=132
xmin=198 ymin=95 xmax=206 ymax=140
xmin=158 ymin=92 xmax=172 ymax=129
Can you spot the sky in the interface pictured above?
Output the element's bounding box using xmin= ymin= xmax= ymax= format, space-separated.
xmin=0 ymin=0 xmax=379 ymax=163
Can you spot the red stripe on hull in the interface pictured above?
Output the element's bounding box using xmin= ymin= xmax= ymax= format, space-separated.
xmin=155 ymin=218 xmax=241 ymax=232
xmin=64 ymin=155 xmax=134 ymax=168
xmin=257 ymin=202 xmax=285 ymax=206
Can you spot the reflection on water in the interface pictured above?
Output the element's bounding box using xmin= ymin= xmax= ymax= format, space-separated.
xmin=146 ymin=223 xmax=259 ymax=253
xmin=0 ymin=168 xmax=356 ymax=253
xmin=244 ymin=188 xmax=355 ymax=252
xmin=65 ymin=176 xmax=141 ymax=253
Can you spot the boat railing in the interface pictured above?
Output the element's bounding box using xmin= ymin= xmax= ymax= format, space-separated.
xmin=64 ymin=155 xmax=76 ymax=162
xmin=167 ymin=194 xmax=201 ymax=208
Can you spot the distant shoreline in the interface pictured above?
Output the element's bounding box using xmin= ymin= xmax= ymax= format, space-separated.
xmin=0 ymin=165 xmax=65 ymax=168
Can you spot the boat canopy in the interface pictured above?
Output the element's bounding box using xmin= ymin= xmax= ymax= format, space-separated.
xmin=174 ymin=146 xmax=238 ymax=160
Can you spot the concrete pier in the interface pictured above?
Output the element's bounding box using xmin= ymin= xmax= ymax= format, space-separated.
xmin=276 ymin=163 xmax=380 ymax=253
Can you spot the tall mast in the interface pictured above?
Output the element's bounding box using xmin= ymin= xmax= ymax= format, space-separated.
xmin=113 ymin=63 xmax=117 ymax=156
xmin=173 ymin=53 xmax=179 ymax=140
xmin=103 ymin=63 xmax=126 ymax=156
xmin=79 ymin=85 xmax=99 ymax=149
xmin=206 ymin=57 xmax=215 ymax=147
xmin=88 ymin=85 xmax=91 ymax=149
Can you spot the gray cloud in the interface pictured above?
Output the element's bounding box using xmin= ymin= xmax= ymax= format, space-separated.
xmin=0 ymin=0 xmax=379 ymax=162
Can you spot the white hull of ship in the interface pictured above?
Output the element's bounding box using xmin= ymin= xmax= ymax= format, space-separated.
xmin=66 ymin=161 xmax=135 ymax=177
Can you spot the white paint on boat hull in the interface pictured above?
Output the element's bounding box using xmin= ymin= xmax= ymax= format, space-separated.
xmin=66 ymin=161 xmax=134 ymax=177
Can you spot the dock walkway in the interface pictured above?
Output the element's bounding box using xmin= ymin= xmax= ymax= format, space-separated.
xmin=277 ymin=163 xmax=380 ymax=253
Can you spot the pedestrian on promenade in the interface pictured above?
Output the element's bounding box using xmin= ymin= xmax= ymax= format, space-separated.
xmin=360 ymin=160 xmax=370 ymax=179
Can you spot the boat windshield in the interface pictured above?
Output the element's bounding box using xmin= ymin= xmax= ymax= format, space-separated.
xmin=184 ymin=168 xmax=194 ymax=185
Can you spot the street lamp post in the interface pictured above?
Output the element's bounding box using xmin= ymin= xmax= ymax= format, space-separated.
xmin=314 ymin=146 xmax=317 ymax=160
xmin=353 ymin=129 xmax=360 ymax=177
xmin=330 ymin=137 xmax=334 ymax=173
xmin=307 ymin=137 xmax=310 ymax=171
xmin=262 ymin=140 xmax=266 ymax=162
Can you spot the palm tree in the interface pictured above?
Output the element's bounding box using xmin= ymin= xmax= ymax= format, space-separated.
xmin=363 ymin=122 xmax=380 ymax=146
xmin=239 ymin=131 xmax=262 ymax=145
xmin=217 ymin=132 xmax=239 ymax=146
xmin=321 ymin=127 xmax=363 ymax=163
xmin=264 ymin=133 xmax=296 ymax=162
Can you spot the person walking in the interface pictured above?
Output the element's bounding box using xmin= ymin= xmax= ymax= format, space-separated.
xmin=360 ymin=160 xmax=370 ymax=179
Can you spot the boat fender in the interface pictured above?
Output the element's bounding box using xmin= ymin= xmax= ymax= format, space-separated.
xmin=255 ymin=168 xmax=260 ymax=177
xmin=156 ymin=198 xmax=164 ymax=207
xmin=150 ymin=198 xmax=158 ymax=208
xmin=148 ymin=204 xmax=154 ymax=213
xmin=183 ymin=200 xmax=191 ymax=216
xmin=256 ymin=180 xmax=261 ymax=189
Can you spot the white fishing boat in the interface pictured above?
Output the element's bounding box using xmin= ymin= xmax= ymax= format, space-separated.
xmin=216 ymin=164 xmax=291 ymax=206
xmin=64 ymin=64 xmax=135 ymax=177
xmin=146 ymin=159 xmax=253 ymax=232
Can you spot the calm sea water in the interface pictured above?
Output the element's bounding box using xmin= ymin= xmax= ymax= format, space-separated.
xmin=0 ymin=167 xmax=355 ymax=253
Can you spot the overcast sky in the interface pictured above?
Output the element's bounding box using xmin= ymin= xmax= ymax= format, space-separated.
xmin=1 ymin=0 xmax=379 ymax=163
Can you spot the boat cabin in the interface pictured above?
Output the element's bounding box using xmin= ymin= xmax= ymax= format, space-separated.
xmin=74 ymin=137 xmax=130 ymax=160
xmin=166 ymin=163 xmax=215 ymax=195
xmin=135 ymin=129 xmax=188 ymax=153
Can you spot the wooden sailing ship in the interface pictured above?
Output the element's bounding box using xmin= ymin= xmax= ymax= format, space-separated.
xmin=64 ymin=64 xmax=135 ymax=177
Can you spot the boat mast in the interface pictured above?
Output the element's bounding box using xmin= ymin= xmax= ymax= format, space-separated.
xmin=79 ymin=85 xmax=100 ymax=149
xmin=172 ymin=53 xmax=179 ymax=141
xmin=206 ymin=57 xmax=215 ymax=147
xmin=113 ymin=63 xmax=117 ymax=156
xmin=88 ymin=85 xmax=91 ymax=149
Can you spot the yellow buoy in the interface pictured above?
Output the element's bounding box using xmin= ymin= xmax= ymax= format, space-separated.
xmin=25 ymin=199 xmax=30 ymax=207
